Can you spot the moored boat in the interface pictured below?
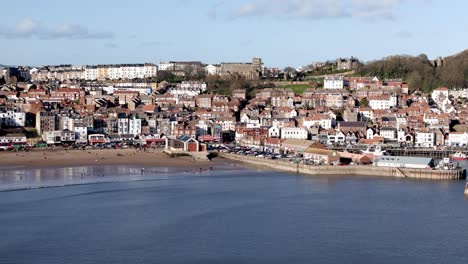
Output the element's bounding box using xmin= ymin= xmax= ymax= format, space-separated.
xmin=449 ymin=152 xmax=468 ymax=161
xmin=362 ymin=145 xmax=386 ymax=160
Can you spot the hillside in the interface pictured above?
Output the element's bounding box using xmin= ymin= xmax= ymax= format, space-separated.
xmin=356 ymin=49 xmax=468 ymax=92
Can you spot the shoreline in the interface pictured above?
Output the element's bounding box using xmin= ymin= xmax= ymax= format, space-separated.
xmin=0 ymin=149 xmax=218 ymax=170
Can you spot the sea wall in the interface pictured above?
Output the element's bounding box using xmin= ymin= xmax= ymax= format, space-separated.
xmin=220 ymin=153 xmax=466 ymax=180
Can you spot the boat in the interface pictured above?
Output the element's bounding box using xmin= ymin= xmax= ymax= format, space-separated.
xmin=449 ymin=152 xmax=468 ymax=161
xmin=362 ymin=145 xmax=386 ymax=160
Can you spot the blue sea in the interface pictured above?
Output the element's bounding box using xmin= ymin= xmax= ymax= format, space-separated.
xmin=0 ymin=165 xmax=467 ymax=264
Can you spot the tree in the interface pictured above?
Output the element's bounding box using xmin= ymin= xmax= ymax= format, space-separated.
xmin=282 ymin=67 xmax=296 ymax=81
xmin=360 ymin=98 xmax=369 ymax=107
xmin=156 ymin=71 xmax=175 ymax=82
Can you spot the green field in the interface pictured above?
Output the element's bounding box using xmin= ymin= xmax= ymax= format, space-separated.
xmin=283 ymin=84 xmax=311 ymax=95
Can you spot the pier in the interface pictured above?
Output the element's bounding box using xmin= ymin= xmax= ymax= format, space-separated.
xmin=220 ymin=153 xmax=466 ymax=181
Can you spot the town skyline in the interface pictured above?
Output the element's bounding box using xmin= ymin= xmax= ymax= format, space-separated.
xmin=1 ymin=0 xmax=467 ymax=67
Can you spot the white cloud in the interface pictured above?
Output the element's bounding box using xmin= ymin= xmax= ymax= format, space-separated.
xmin=230 ymin=0 xmax=406 ymax=20
xmin=0 ymin=18 xmax=114 ymax=40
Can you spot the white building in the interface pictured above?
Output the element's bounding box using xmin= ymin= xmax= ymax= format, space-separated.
xmin=205 ymin=64 xmax=220 ymax=75
xmin=158 ymin=62 xmax=175 ymax=71
xmin=74 ymin=124 xmax=88 ymax=143
xmin=169 ymin=81 xmax=207 ymax=97
xmin=449 ymin=88 xmax=468 ymax=99
xmin=432 ymin=87 xmax=449 ymax=103
xmin=104 ymin=64 xmax=158 ymax=80
xmin=327 ymin=131 xmax=346 ymax=145
xmin=280 ymin=127 xmax=308 ymax=140
xmin=303 ymin=115 xmax=333 ymax=129
xmin=181 ymin=81 xmax=207 ymax=92
xmin=325 ymin=94 xmax=345 ymax=108
xmin=83 ymin=66 xmax=98 ymax=80
xmin=241 ymin=114 xmax=261 ymax=128
xmin=129 ymin=116 xmax=142 ymax=136
xmin=395 ymin=114 xmax=407 ymax=129
xmin=118 ymin=117 xmax=129 ymax=135
xmin=0 ymin=109 xmax=26 ymax=127
xmin=268 ymin=125 xmax=280 ymax=138
xmin=143 ymin=63 xmax=158 ymax=78
xmin=397 ymin=129 xmax=406 ymax=143
xmin=366 ymin=128 xmax=375 ymax=139
xmin=324 ymin=75 xmax=344 ymax=89
xmin=0 ymin=133 xmax=27 ymax=147
xmin=447 ymin=132 xmax=468 ymax=147
xmin=369 ymin=95 xmax=397 ymax=110
xmin=374 ymin=156 xmax=432 ymax=169
xmin=379 ymin=127 xmax=397 ymax=140
xmin=415 ymin=132 xmax=435 ymax=148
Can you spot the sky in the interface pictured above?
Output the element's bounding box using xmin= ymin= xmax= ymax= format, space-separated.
xmin=0 ymin=0 xmax=467 ymax=68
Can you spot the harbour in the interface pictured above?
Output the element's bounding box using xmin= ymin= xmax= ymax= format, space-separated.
xmin=219 ymin=153 xmax=467 ymax=180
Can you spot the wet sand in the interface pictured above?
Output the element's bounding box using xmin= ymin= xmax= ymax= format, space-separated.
xmin=0 ymin=149 xmax=216 ymax=169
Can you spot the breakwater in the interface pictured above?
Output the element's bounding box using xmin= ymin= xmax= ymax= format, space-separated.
xmin=220 ymin=153 xmax=466 ymax=180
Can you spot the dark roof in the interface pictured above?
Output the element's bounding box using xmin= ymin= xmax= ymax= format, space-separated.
xmin=177 ymin=135 xmax=194 ymax=142
xmin=382 ymin=116 xmax=397 ymax=122
xmin=338 ymin=121 xmax=366 ymax=128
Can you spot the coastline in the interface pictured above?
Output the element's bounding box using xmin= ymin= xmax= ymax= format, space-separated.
xmin=0 ymin=149 xmax=217 ymax=170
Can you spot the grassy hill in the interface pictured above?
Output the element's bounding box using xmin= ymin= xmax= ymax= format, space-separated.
xmin=356 ymin=49 xmax=468 ymax=92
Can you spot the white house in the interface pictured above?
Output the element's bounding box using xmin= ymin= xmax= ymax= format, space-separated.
xmin=83 ymin=66 xmax=98 ymax=80
xmin=447 ymin=132 xmax=468 ymax=147
xmin=324 ymin=75 xmax=344 ymax=89
xmin=431 ymin=87 xmax=449 ymax=103
xmin=423 ymin=114 xmax=439 ymax=125
xmin=369 ymin=95 xmax=397 ymax=110
xmin=129 ymin=116 xmax=142 ymax=136
xmin=118 ymin=116 xmax=141 ymax=136
xmin=0 ymin=133 xmax=27 ymax=148
xmin=143 ymin=63 xmax=158 ymax=78
xmin=241 ymin=114 xmax=261 ymax=128
xmin=0 ymin=109 xmax=25 ymax=127
xmin=268 ymin=125 xmax=280 ymax=138
xmin=366 ymin=128 xmax=375 ymax=140
xmin=415 ymin=132 xmax=435 ymax=148
xmin=325 ymin=94 xmax=345 ymax=108
xmin=397 ymin=129 xmax=406 ymax=143
xmin=303 ymin=115 xmax=332 ymax=129
xmin=158 ymin=62 xmax=175 ymax=71
xmin=205 ymin=64 xmax=220 ymax=75
xmin=395 ymin=114 xmax=407 ymax=129
xmin=326 ymin=131 xmax=346 ymax=145
xmin=280 ymin=127 xmax=308 ymax=140
xmin=74 ymin=124 xmax=88 ymax=143
xmin=379 ymin=127 xmax=397 ymax=140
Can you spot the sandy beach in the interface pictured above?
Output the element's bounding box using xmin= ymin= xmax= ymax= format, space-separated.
xmin=0 ymin=149 xmax=218 ymax=169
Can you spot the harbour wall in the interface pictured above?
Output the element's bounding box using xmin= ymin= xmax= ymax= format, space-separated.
xmin=220 ymin=153 xmax=466 ymax=180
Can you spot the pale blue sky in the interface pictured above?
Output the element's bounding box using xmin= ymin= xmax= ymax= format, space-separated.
xmin=0 ymin=0 xmax=466 ymax=67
